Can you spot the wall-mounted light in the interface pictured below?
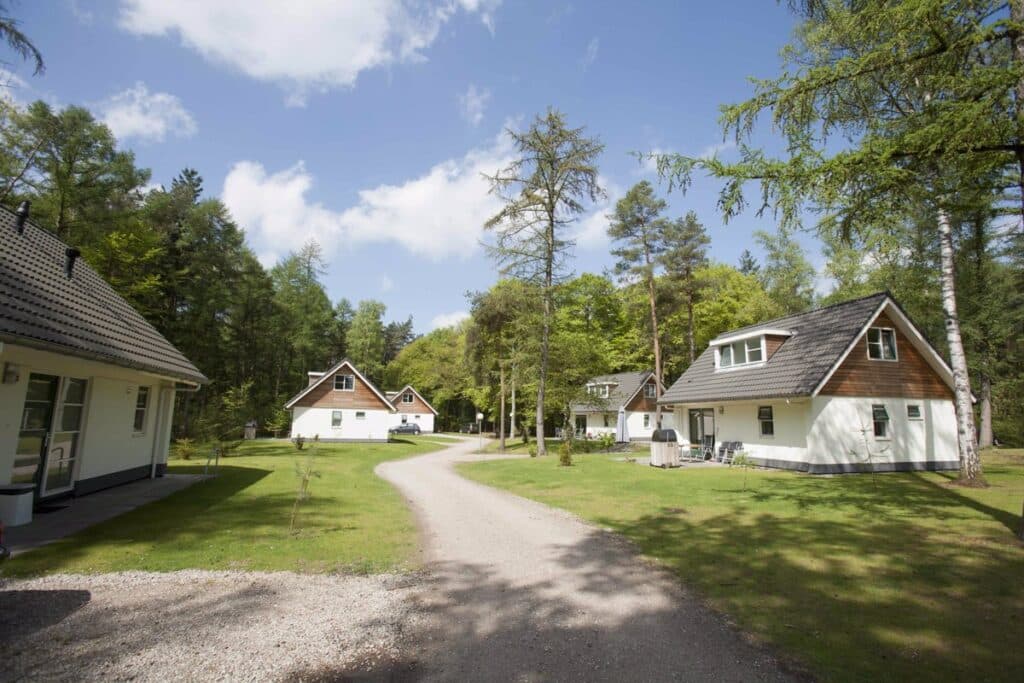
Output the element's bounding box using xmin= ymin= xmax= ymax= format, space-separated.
xmin=718 ymin=406 xmax=725 ymax=415
xmin=3 ymin=362 xmax=20 ymax=384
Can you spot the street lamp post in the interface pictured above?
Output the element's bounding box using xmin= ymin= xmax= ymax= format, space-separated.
xmin=476 ymin=411 xmax=484 ymax=453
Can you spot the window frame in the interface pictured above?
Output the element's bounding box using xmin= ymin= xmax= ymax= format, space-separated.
xmin=872 ymin=404 xmax=890 ymax=439
xmin=331 ymin=410 xmax=343 ymax=427
xmin=643 ymin=383 xmax=657 ymax=399
xmin=355 ymin=411 xmax=366 ymax=420
xmin=402 ymin=392 xmax=414 ymax=404
xmin=643 ymin=413 xmax=651 ymax=429
xmin=716 ymin=336 xmax=768 ymax=370
xmin=334 ymin=374 xmax=355 ymax=391
xmin=906 ymin=404 xmax=922 ymax=420
xmin=133 ymin=386 xmax=150 ymax=435
xmin=866 ymin=327 xmax=898 ymax=362
xmin=758 ymin=405 xmax=774 ymax=437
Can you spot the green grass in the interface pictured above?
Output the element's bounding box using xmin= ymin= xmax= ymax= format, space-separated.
xmin=3 ymin=438 xmax=448 ymax=577
xmin=478 ymin=437 xmax=644 ymax=455
xmin=458 ymin=449 xmax=1024 ymax=682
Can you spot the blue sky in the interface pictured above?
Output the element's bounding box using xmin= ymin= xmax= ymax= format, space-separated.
xmin=9 ymin=1 xmax=812 ymax=333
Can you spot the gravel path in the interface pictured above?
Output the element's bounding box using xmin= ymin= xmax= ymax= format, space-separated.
xmin=376 ymin=437 xmax=797 ymax=682
xmin=0 ymin=571 xmax=421 ymax=681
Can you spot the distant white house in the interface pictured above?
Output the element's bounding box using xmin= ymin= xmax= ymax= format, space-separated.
xmin=660 ymin=292 xmax=960 ymax=473
xmin=285 ymin=360 xmax=395 ymax=442
xmin=570 ymin=370 xmax=674 ymax=441
xmin=385 ymin=385 xmax=438 ymax=433
xmin=0 ymin=203 xmax=207 ymax=510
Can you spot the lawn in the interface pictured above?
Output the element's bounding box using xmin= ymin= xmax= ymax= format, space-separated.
xmin=458 ymin=449 xmax=1024 ymax=682
xmin=3 ymin=437 xmax=448 ymax=577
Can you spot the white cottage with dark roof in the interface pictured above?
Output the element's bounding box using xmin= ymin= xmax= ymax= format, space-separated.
xmin=659 ymin=293 xmax=959 ymax=473
xmin=570 ymin=370 xmax=675 ymax=441
xmin=0 ymin=203 xmax=207 ymax=511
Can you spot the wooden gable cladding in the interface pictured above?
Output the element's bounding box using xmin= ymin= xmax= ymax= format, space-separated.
xmin=765 ymin=334 xmax=788 ymax=359
xmin=820 ymin=311 xmax=953 ymax=399
xmin=294 ymin=368 xmax=392 ymax=410
xmin=392 ymin=390 xmax=433 ymax=414
xmin=625 ymin=379 xmax=659 ymax=411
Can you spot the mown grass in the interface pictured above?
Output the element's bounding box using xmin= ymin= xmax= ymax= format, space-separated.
xmin=458 ymin=449 xmax=1024 ymax=682
xmin=3 ymin=437 xmax=448 ymax=577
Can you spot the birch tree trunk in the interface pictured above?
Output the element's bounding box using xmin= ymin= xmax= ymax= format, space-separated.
xmin=645 ymin=253 xmax=664 ymax=429
xmin=937 ymin=208 xmax=984 ymax=484
xmin=510 ymin=362 xmax=517 ymax=442
xmin=499 ymin=364 xmax=506 ymax=452
xmin=536 ymin=220 xmax=554 ymax=456
xmin=978 ymin=374 xmax=993 ymax=449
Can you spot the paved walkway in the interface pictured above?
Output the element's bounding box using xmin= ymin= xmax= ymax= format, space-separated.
xmin=376 ymin=437 xmax=795 ymax=682
xmin=5 ymin=474 xmax=207 ymax=555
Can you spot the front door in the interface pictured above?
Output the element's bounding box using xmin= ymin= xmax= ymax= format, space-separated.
xmin=14 ymin=374 xmax=59 ymax=489
xmin=575 ymin=415 xmax=586 ymax=435
xmin=687 ymin=408 xmax=715 ymax=445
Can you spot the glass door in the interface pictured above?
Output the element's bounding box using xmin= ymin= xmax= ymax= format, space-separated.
xmin=13 ymin=374 xmax=60 ymax=488
xmin=41 ymin=378 xmax=87 ymax=495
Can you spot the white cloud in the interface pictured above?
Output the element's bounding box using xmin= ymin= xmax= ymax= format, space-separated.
xmin=222 ymin=128 xmax=515 ymax=261
xmin=68 ymin=0 xmax=94 ymax=24
xmin=458 ymin=84 xmax=490 ymax=126
xmin=99 ymin=82 xmax=197 ymax=142
xmin=431 ymin=310 xmax=470 ymax=330
xmin=0 ymin=68 xmax=29 ymax=106
xmin=118 ymin=0 xmax=501 ymax=105
xmin=380 ymin=274 xmax=395 ymax=292
xmin=698 ymin=140 xmax=736 ymax=159
xmin=581 ymin=37 xmax=599 ymax=70
xmin=571 ymin=176 xmax=620 ymax=250
xmin=635 ymin=146 xmax=670 ymax=176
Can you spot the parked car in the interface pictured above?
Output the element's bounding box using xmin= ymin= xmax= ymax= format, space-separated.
xmin=389 ymin=423 xmax=421 ymax=435
xmin=460 ymin=422 xmax=480 ymax=434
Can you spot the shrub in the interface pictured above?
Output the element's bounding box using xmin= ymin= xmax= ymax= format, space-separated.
xmin=293 ymin=435 xmax=306 ymax=451
xmin=597 ymin=433 xmax=614 ymax=453
xmin=173 ymin=438 xmax=197 ymax=461
xmin=559 ymin=436 xmax=574 ymax=467
xmin=731 ymin=451 xmax=754 ymax=490
xmin=528 ymin=443 xmax=538 ymax=458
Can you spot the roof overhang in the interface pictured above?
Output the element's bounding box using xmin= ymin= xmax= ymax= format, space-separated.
xmin=710 ymin=328 xmax=792 ymax=347
xmin=389 ymin=384 xmax=439 ymax=415
xmin=284 ymin=359 xmax=396 ymax=411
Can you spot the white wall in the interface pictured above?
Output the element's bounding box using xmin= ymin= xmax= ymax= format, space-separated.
xmin=387 ymin=411 xmax=435 ymax=432
xmin=291 ymin=406 xmax=391 ymax=442
xmin=0 ymin=343 xmax=180 ymax=489
xmin=574 ymin=411 xmax=675 ymax=440
xmin=673 ymin=400 xmax=812 ymax=468
xmin=807 ymin=396 xmax=958 ymax=469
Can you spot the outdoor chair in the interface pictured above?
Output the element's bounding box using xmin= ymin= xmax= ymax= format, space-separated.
xmin=701 ymin=435 xmax=715 ymax=461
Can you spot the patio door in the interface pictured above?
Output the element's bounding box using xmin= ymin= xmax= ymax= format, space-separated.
xmin=687 ymin=408 xmax=715 ymax=445
xmin=42 ymin=377 xmax=88 ymax=495
xmin=13 ymin=374 xmax=60 ymax=488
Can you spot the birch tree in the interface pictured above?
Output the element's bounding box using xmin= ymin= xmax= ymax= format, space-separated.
xmin=484 ymin=109 xmax=604 ymax=455
xmin=656 ymin=0 xmax=1024 ymax=486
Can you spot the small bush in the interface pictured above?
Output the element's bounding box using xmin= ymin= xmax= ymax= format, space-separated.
xmin=597 ymin=433 xmax=614 ymax=453
xmin=559 ymin=438 xmax=574 ymax=467
xmin=173 ymin=438 xmax=197 ymax=461
xmin=293 ymin=435 xmax=306 ymax=451
xmin=528 ymin=443 xmax=538 ymax=458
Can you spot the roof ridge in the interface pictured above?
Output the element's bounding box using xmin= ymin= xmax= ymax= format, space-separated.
xmin=714 ymin=291 xmax=889 ymax=338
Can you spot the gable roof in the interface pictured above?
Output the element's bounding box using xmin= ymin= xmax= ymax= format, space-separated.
xmin=0 ymin=204 xmax=207 ymax=385
xmin=283 ymin=359 xmax=395 ymax=411
xmin=659 ymin=292 xmax=954 ymax=405
xmin=387 ymin=385 xmax=439 ymax=415
xmin=571 ymin=370 xmax=658 ymax=413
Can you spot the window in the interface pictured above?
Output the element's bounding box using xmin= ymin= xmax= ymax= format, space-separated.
xmin=758 ymin=405 xmax=774 ymax=437
xmin=718 ymin=337 xmax=766 ymax=369
xmin=872 ymin=404 xmax=890 ymax=438
xmin=587 ymin=384 xmax=610 ymax=398
xmin=644 ymin=383 xmax=657 ymax=399
xmin=402 ymin=392 xmax=414 ymax=404
xmin=643 ymin=413 xmax=651 ymax=428
xmin=867 ymin=328 xmax=898 ymax=360
xmin=133 ymin=386 xmax=149 ymax=433
xmin=603 ymin=414 xmax=611 ymax=427
xmin=331 ymin=411 xmax=342 ymax=427
xmin=414 ymin=414 xmax=421 ymax=420
xmin=355 ymin=411 xmax=366 ymax=420
xmin=401 ymin=415 xmax=408 ymax=424
xmin=334 ymin=374 xmax=355 ymax=391
xmin=907 ymin=404 xmax=922 ymax=420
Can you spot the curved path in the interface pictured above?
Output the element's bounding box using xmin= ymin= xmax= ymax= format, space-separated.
xmin=376 ymin=437 xmax=796 ymax=682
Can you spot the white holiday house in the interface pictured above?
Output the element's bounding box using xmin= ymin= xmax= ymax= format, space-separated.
xmin=659 ymin=292 xmax=960 ymax=473
xmin=285 ymin=360 xmax=395 ymax=442
xmin=385 ymin=385 xmax=438 ymax=432
xmin=0 ymin=203 xmax=207 ymax=512
xmin=570 ymin=370 xmax=674 ymax=441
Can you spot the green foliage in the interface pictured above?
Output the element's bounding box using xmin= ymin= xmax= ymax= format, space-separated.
xmin=290 ymin=442 xmax=321 ymax=534
xmin=172 ymin=438 xmax=197 ymax=461
xmin=264 ymin=406 xmax=290 ymax=438
xmin=292 ymin=435 xmax=305 ymax=451
xmin=597 ymin=432 xmax=615 ymax=453
xmin=528 ymin=442 xmax=538 ymax=458
xmin=558 ymin=435 xmax=574 ymax=466
xmin=347 ymin=299 xmax=388 ymax=383
xmin=755 ymin=227 xmax=817 ymax=315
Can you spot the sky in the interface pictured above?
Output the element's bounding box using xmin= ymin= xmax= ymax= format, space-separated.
xmin=8 ymin=1 xmax=814 ymax=334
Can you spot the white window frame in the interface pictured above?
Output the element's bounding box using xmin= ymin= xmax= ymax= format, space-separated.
xmin=866 ymin=327 xmax=898 ymax=362
xmin=644 ymin=383 xmax=657 ymax=399
xmin=133 ymin=386 xmax=150 ymax=434
xmin=872 ymin=404 xmax=890 ymax=440
xmin=334 ymin=374 xmax=355 ymax=391
xmin=716 ymin=336 xmax=768 ymax=370
xmin=331 ymin=410 xmax=343 ymax=427
xmin=907 ymin=404 xmax=922 ymax=420
xmin=758 ymin=405 xmax=774 ymax=437
xmin=402 ymin=392 xmax=414 ymax=404
xmin=355 ymin=411 xmax=366 ymax=420
xmin=643 ymin=413 xmax=651 ymax=428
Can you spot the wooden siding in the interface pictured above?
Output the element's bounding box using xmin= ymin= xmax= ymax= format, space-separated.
xmin=820 ymin=312 xmax=952 ymax=399
xmin=392 ymin=390 xmax=433 ymax=415
xmin=765 ymin=335 xmax=788 ymax=359
xmin=625 ymin=380 xmax=659 ymax=411
xmin=294 ymin=369 xmax=392 ymax=410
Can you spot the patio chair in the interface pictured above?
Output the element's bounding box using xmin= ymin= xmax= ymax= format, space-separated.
xmin=720 ymin=441 xmax=738 ymax=464
xmin=701 ymin=435 xmax=715 ymax=461
xmin=717 ymin=441 xmax=732 ymax=463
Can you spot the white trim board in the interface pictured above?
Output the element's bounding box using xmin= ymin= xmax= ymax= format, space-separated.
xmin=284 ymin=359 xmax=396 ymax=411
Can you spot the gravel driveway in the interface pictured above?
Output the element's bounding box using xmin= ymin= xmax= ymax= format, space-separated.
xmin=375 ymin=437 xmax=797 ymax=682
xmin=0 ymin=438 xmax=797 ymax=681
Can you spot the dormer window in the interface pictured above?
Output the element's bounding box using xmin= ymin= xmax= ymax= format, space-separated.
xmin=587 ymin=383 xmax=610 ymax=398
xmin=644 ymin=383 xmax=657 ymax=398
xmin=867 ymin=328 xmax=897 ymax=361
xmin=402 ymin=392 xmax=414 ymax=403
xmin=716 ymin=337 xmax=767 ymax=369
